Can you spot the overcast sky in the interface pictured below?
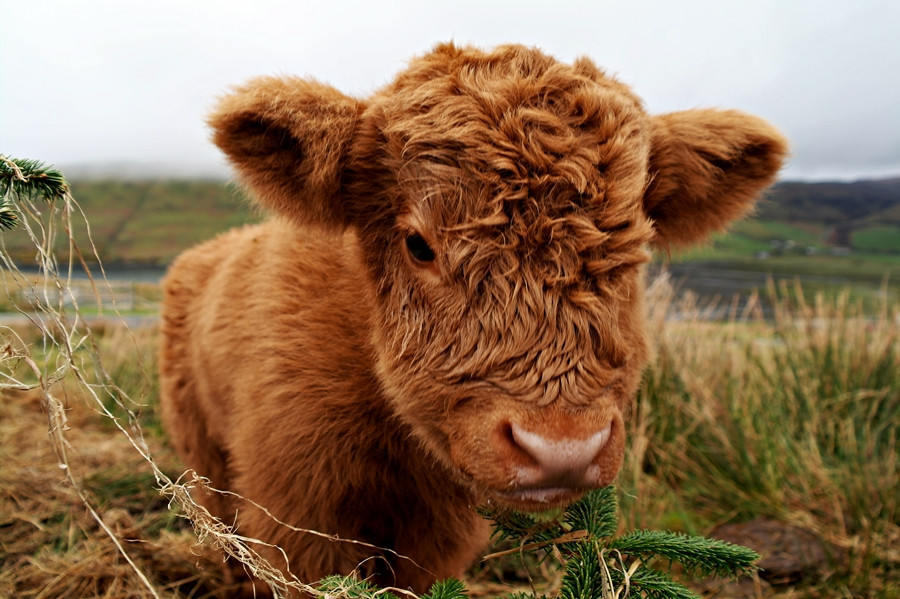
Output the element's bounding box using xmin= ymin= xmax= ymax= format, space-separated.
xmin=2 ymin=0 xmax=898 ymax=181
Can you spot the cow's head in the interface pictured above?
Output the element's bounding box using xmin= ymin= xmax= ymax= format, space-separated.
xmin=209 ymin=43 xmax=787 ymax=510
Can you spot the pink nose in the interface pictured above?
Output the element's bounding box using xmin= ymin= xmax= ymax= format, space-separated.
xmin=508 ymin=422 xmax=612 ymax=487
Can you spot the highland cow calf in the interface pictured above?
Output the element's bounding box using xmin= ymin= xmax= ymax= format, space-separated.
xmin=160 ymin=43 xmax=787 ymax=594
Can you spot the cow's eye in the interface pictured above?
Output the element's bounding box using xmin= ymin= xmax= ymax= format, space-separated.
xmin=405 ymin=233 xmax=435 ymax=263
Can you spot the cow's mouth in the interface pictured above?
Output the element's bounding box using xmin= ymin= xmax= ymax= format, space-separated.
xmin=492 ymin=486 xmax=586 ymax=511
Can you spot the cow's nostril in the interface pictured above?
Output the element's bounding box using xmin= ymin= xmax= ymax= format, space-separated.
xmin=508 ymin=422 xmax=611 ymax=483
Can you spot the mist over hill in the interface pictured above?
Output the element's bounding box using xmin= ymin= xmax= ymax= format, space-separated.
xmin=60 ymin=161 xmax=230 ymax=181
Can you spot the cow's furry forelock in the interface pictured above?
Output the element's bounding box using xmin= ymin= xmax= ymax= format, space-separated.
xmin=379 ymin=171 xmax=653 ymax=403
xmin=381 ymin=276 xmax=647 ymax=407
xmin=399 ymin=165 xmax=654 ymax=293
xmin=358 ymin=45 xmax=655 ymax=415
xmin=378 ymin=43 xmax=651 ymax=204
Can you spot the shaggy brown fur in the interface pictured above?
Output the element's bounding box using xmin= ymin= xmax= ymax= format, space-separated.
xmin=160 ymin=43 xmax=787 ymax=595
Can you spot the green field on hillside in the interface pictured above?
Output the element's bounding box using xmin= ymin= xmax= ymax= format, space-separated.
xmin=853 ymin=225 xmax=900 ymax=253
xmin=1 ymin=180 xmax=258 ymax=265
xmin=670 ymin=219 xmax=899 ymax=282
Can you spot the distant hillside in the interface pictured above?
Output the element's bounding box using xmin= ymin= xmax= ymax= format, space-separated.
xmin=2 ymin=176 xmax=898 ymax=267
xmin=760 ymin=178 xmax=900 ymax=224
xmin=2 ymin=180 xmax=258 ymax=266
xmin=755 ymin=178 xmax=900 ymax=250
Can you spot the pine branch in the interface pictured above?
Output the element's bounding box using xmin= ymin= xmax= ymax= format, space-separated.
xmin=559 ymin=540 xmax=701 ymax=599
xmin=479 ymin=506 xmax=564 ymax=546
xmin=557 ymin=541 xmax=607 ymax=599
xmin=482 ymin=530 xmax=588 ymax=562
xmin=0 ymin=155 xmax=70 ymax=230
xmin=0 ymin=195 xmax=17 ymax=230
xmin=610 ymin=530 xmax=760 ymax=578
xmin=316 ymin=575 xmax=400 ymax=599
xmin=420 ymin=578 xmax=467 ymax=599
xmin=562 ymin=486 xmax=618 ymax=540
xmin=498 ymin=488 xmax=760 ymax=599
xmin=612 ymin=567 xmax=699 ymax=599
xmin=315 ymin=575 xmax=468 ymax=599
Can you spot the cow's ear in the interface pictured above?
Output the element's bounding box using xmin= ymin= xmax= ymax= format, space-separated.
xmin=208 ymin=76 xmax=362 ymax=229
xmin=643 ymin=109 xmax=788 ymax=248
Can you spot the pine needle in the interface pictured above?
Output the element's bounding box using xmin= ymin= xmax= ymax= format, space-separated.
xmin=563 ymin=486 xmax=618 ymax=540
xmin=616 ymin=567 xmax=698 ymax=599
xmin=421 ymin=578 xmax=468 ymax=599
xmin=610 ymin=530 xmax=760 ymax=578
xmin=0 ymin=155 xmax=70 ymax=230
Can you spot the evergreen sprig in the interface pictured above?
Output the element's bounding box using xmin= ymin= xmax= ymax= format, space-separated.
xmin=479 ymin=506 xmax=541 ymax=543
xmin=557 ymin=540 xmax=607 ymax=599
xmin=608 ymin=566 xmax=699 ymax=599
xmin=0 ymin=155 xmax=70 ymax=230
xmin=317 ymin=575 xmax=395 ymax=599
xmin=478 ymin=486 xmax=760 ymax=599
xmin=421 ymin=578 xmax=468 ymax=599
xmin=561 ymin=485 xmax=618 ymax=540
xmin=609 ymin=530 xmax=759 ymax=578
xmin=316 ymin=575 xmax=467 ymax=599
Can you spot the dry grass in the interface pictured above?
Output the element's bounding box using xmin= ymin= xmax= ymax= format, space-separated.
xmin=620 ymin=277 xmax=900 ymax=597
xmin=0 ymin=370 xmax=232 ymax=598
